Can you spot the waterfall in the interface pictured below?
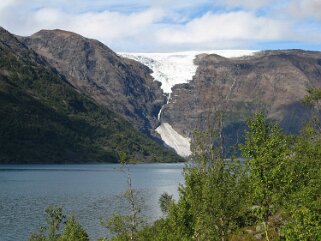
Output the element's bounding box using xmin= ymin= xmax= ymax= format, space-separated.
xmin=118 ymin=50 xmax=257 ymax=157
xmin=157 ymin=93 xmax=171 ymax=121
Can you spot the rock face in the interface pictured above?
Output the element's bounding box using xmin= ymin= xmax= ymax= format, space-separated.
xmin=0 ymin=26 xmax=182 ymax=163
xmin=13 ymin=28 xmax=321 ymax=157
xmin=121 ymin=51 xmax=257 ymax=156
xmin=162 ymin=50 xmax=321 ymax=148
xmin=19 ymin=30 xmax=165 ymax=135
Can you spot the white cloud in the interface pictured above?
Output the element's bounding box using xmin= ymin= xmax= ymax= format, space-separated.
xmin=216 ymin=0 xmax=277 ymax=9
xmin=157 ymin=12 xmax=290 ymax=48
xmin=0 ymin=0 xmax=321 ymax=51
xmin=73 ymin=9 xmax=164 ymax=41
xmin=0 ymin=0 xmax=22 ymax=22
xmin=2 ymin=7 xmax=163 ymax=40
xmin=287 ymin=0 xmax=321 ymax=20
xmin=149 ymin=0 xmax=210 ymax=9
xmin=0 ymin=0 xmax=20 ymax=10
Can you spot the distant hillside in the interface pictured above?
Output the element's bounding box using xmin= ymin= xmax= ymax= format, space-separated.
xmin=19 ymin=29 xmax=165 ymax=136
xmin=0 ymin=27 xmax=183 ymax=163
xmin=9 ymin=26 xmax=321 ymax=159
xmin=161 ymin=50 xmax=321 ymax=153
xmin=120 ymin=51 xmax=257 ymax=156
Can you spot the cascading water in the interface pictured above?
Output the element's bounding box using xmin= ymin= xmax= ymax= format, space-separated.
xmin=119 ymin=50 xmax=257 ymax=157
xmin=157 ymin=93 xmax=171 ymax=121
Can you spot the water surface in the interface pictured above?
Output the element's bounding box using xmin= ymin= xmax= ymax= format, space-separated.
xmin=0 ymin=163 xmax=184 ymax=241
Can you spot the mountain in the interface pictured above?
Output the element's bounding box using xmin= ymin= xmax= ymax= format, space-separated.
xmin=19 ymin=30 xmax=165 ymax=136
xmin=164 ymin=50 xmax=321 ymax=151
xmin=124 ymin=50 xmax=321 ymax=155
xmin=0 ymin=27 xmax=182 ymax=163
xmin=120 ymin=51 xmax=256 ymax=95
xmin=9 ymin=26 xmax=321 ymax=158
xmin=121 ymin=51 xmax=257 ymax=156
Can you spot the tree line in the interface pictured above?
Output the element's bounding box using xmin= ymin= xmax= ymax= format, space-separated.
xmin=29 ymin=89 xmax=321 ymax=241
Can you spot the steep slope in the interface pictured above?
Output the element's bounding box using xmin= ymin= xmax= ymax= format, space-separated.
xmin=161 ymin=50 xmax=321 ymax=152
xmin=0 ymin=27 xmax=182 ymax=163
xmin=19 ymin=30 xmax=165 ymax=135
xmin=122 ymin=51 xmax=257 ymax=156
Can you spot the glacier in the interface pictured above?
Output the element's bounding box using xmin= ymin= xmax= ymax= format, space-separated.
xmin=120 ymin=52 xmax=198 ymax=94
xmin=119 ymin=50 xmax=258 ymax=157
xmin=155 ymin=123 xmax=192 ymax=157
xmin=120 ymin=50 xmax=257 ymax=94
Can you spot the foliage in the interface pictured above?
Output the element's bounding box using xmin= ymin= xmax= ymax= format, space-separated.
xmin=28 ymin=206 xmax=89 ymax=241
xmin=159 ymin=192 xmax=173 ymax=215
xmin=130 ymin=113 xmax=251 ymax=241
xmin=101 ymin=153 xmax=146 ymax=241
xmin=163 ymin=160 xmax=248 ymax=241
xmin=26 ymin=88 xmax=321 ymax=241
xmin=59 ymin=216 xmax=89 ymax=241
xmin=276 ymin=89 xmax=321 ymax=240
xmin=0 ymin=32 xmax=183 ymax=163
xmin=302 ymin=88 xmax=321 ymax=107
xmin=46 ymin=206 xmax=66 ymax=241
xmin=240 ymin=113 xmax=290 ymax=240
xmin=135 ymin=110 xmax=320 ymax=241
xmin=280 ymin=125 xmax=321 ymax=240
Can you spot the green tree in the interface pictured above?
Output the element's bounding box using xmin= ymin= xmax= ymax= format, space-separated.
xmin=28 ymin=206 xmax=89 ymax=241
xmin=101 ymin=153 xmax=146 ymax=241
xmin=28 ymin=205 xmax=66 ymax=241
xmin=159 ymin=192 xmax=173 ymax=215
xmin=59 ymin=216 xmax=89 ymax=241
xmin=46 ymin=206 xmax=66 ymax=241
xmin=28 ymin=230 xmax=47 ymax=241
xmin=302 ymin=88 xmax=321 ymax=108
xmin=240 ymin=113 xmax=290 ymax=241
xmin=278 ymin=88 xmax=321 ymax=240
xmin=149 ymin=113 xmax=250 ymax=241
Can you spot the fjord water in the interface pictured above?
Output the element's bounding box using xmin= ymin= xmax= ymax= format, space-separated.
xmin=0 ymin=163 xmax=184 ymax=241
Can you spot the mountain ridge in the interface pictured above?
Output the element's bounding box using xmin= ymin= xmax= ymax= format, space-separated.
xmin=162 ymin=49 xmax=321 ymax=149
xmin=4 ymin=26 xmax=321 ymax=158
xmin=122 ymin=49 xmax=321 ymax=155
xmin=0 ymin=26 xmax=183 ymax=163
xmin=19 ymin=29 xmax=166 ymax=137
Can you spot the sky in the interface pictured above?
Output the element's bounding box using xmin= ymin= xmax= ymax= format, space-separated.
xmin=1 ymin=0 xmax=321 ymax=52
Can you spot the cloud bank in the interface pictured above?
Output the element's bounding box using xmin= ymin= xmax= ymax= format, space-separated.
xmin=1 ymin=0 xmax=321 ymax=51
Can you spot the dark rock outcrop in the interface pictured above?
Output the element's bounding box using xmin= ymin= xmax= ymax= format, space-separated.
xmin=162 ymin=50 xmax=321 ymax=145
xmin=0 ymin=26 xmax=182 ymax=163
xmin=19 ymin=30 xmax=165 ymax=135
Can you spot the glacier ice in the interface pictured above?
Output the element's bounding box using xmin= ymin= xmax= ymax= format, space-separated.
xmin=119 ymin=52 xmax=197 ymax=94
xmin=156 ymin=123 xmax=192 ymax=157
xmin=119 ymin=50 xmax=257 ymax=157
xmin=119 ymin=50 xmax=257 ymax=94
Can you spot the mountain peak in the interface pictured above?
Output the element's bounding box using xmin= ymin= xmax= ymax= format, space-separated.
xmin=0 ymin=26 xmax=181 ymax=163
xmin=31 ymin=29 xmax=84 ymax=39
xmin=0 ymin=26 xmax=8 ymax=33
xmin=20 ymin=28 xmax=166 ymax=136
xmin=0 ymin=26 xmax=19 ymax=41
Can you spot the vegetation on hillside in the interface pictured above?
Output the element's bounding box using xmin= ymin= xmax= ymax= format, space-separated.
xmin=0 ymin=29 xmax=182 ymax=163
xmin=28 ymin=205 xmax=89 ymax=241
xmin=28 ymin=88 xmax=321 ymax=240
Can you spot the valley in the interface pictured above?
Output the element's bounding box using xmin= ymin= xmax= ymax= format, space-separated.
xmin=1 ymin=26 xmax=321 ymax=161
xmin=121 ymin=50 xmax=321 ymax=156
xmin=0 ymin=27 xmax=182 ymax=163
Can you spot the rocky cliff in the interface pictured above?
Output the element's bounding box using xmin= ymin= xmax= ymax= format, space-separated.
xmin=0 ymin=26 xmax=182 ymax=163
xmin=19 ymin=30 xmax=165 ymax=136
xmin=13 ymin=28 xmax=321 ymax=157
xmin=161 ymin=50 xmax=321 ymax=149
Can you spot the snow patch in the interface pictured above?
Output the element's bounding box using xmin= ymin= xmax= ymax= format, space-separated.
xmin=120 ymin=53 xmax=196 ymax=94
xmin=119 ymin=50 xmax=257 ymax=94
xmin=156 ymin=123 xmax=191 ymax=157
xmin=119 ymin=50 xmax=258 ymax=157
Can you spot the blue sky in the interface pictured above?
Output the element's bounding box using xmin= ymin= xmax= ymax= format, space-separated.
xmin=1 ymin=0 xmax=321 ymax=52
